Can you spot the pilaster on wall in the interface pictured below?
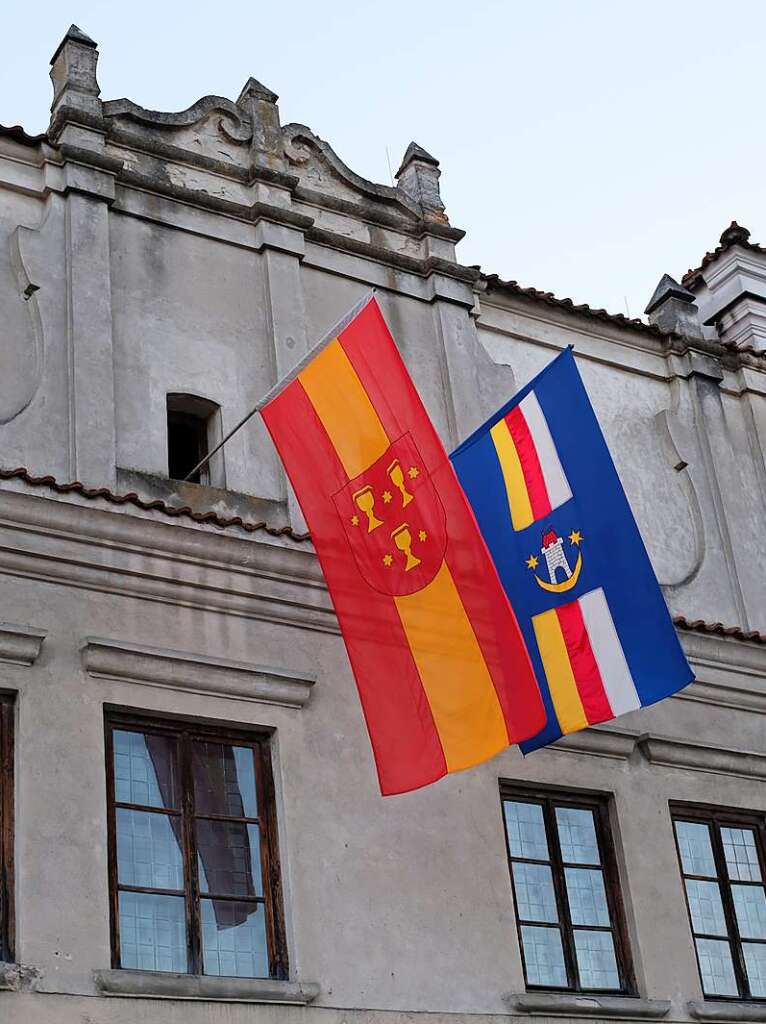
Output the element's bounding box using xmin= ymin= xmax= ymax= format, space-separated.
xmin=261 ymin=233 xmax=309 ymax=533
xmin=49 ymin=27 xmax=118 ymax=487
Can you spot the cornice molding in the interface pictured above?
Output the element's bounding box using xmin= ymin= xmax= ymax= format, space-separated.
xmin=0 ymin=486 xmax=338 ymax=636
xmin=0 ymin=622 xmax=46 ymax=666
xmin=83 ymin=637 xmax=315 ymax=708
xmin=638 ymin=735 xmax=766 ymax=782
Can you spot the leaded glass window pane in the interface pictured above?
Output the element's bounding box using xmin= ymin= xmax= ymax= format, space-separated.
xmin=556 ymin=807 xmax=600 ymax=865
xmin=695 ymin=938 xmax=738 ymax=996
xmin=565 ymin=868 xmax=610 ymax=927
xmin=573 ymin=929 xmax=620 ymax=990
xmin=512 ymin=863 xmax=558 ymax=923
xmin=722 ymin=827 xmax=762 ymax=882
xmin=743 ymin=942 xmax=766 ymax=998
xmin=685 ymin=879 xmax=728 ymax=937
xmin=118 ymin=891 xmax=186 ymax=973
xmin=202 ymin=899 xmax=268 ymax=978
xmin=675 ymin=821 xmax=716 ymax=878
xmin=504 ymin=801 xmax=548 ymax=861
xmin=520 ymin=925 xmax=567 ymax=987
xmin=113 ymin=730 xmax=179 ymax=809
xmin=732 ymin=884 xmax=766 ymax=940
xmin=116 ymin=808 xmax=184 ymax=890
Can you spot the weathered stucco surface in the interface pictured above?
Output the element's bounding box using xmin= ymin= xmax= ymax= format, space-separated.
xmin=1 ymin=24 xmax=766 ymax=1024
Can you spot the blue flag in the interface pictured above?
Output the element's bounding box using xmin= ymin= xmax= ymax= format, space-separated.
xmin=450 ymin=348 xmax=694 ymax=751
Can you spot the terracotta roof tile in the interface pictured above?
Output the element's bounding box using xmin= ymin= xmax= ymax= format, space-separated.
xmin=674 ymin=615 xmax=765 ymax=645
xmin=0 ymin=467 xmax=309 ymax=542
xmin=482 ymin=273 xmax=671 ymax=340
xmin=0 ymin=123 xmax=48 ymax=146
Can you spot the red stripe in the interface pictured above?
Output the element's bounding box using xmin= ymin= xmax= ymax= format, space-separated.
xmin=555 ymin=601 xmax=613 ymax=726
xmin=338 ymin=300 xmax=545 ymax=743
xmin=504 ymin=406 xmax=552 ymax=520
xmin=261 ymin=377 xmax=448 ymax=795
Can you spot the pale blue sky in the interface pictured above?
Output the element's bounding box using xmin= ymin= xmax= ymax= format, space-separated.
xmin=1 ymin=1 xmax=763 ymax=318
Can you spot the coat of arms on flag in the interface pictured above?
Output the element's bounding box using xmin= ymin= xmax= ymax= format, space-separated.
xmin=450 ymin=347 xmax=694 ymax=752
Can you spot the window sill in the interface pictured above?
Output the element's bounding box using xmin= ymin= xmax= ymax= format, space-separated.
xmin=688 ymin=1001 xmax=766 ymax=1022
xmin=93 ymin=969 xmax=320 ymax=1004
xmin=0 ymin=961 xmax=41 ymax=992
xmin=505 ymin=992 xmax=671 ymax=1018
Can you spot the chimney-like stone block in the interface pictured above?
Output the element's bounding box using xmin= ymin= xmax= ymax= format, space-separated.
xmin=645 ymin=274 xmax=704 ymax=339
xmin=237 ymin=77 xmax=284 ymax=172
xmin=49 ymin=25 xmax=103 ymax=142
xmin=395 ymin=142 xmax=447 ymax=223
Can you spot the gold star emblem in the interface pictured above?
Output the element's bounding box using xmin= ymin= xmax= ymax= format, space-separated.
xmin=351 ymin=515 xmax=359 ymax=526
xmin=569 ymin=530 xmax=583 ymax=546
xmin=382 ymin=490 xmax=392 ymax=504
xmin=383 ymin=554 xmax=393 ymax=567
xmin=418 ymin=530 xmax=427 ymax=542
xmin=408 ymin=466 xmax=419 ymax=479
xmin=526 ymin=554 xmax=539 ymax=570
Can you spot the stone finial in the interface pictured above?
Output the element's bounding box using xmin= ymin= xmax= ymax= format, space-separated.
xmin=49 ymin=24 xmax=102 ymax=139
xmin=719 ymin=221 xmax=751 ymax=248
xmin=645 ymin=273 xmax=703 ymax=338
xmin=236 ymin=77 xmax=282 ymax=171
xmin=395 ymin=141 xmax=447 ymax=223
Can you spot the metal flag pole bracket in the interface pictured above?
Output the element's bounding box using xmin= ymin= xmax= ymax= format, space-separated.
xmin=182 ymin=289 xmax=377 ymax=482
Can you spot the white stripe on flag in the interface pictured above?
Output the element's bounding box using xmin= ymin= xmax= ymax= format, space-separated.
xmin=519 ymin=391 xmax=572 ymax=510
xmin=578 ymin=588 xmax=641 ymax=717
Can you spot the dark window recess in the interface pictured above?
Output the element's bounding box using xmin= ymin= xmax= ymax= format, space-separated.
xmin=105 ymin=712 xmax=287 ymax=979
xmin=166 ymin=394 xmax=220 ymax=485
xmin=501 ymin=785 xmax=634 ymax=994
xmin=672 ymin=805 xmax=766 ymax=1001
xmin=0 ymin=694 xmax=15 ymax=962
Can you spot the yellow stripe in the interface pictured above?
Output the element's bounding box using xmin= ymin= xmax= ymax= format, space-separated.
xmin=395 ymin=562 xmax=509 ymax=771
xmin=490 ymin=418 xmax=533 ymax=530
xmin=532 ymin=608 xmax=588 ymax=734
xmin=299 ymin=338 xmax=390 ymax=478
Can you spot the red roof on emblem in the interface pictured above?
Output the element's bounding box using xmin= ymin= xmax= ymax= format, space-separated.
xmin=542 ymin=529 xmax=558 ymax=549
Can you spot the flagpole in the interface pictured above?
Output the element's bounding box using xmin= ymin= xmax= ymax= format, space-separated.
xmin=182 ymin=289 xmax=376 ymax=482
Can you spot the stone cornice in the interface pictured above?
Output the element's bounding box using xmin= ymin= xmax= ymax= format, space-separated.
xmin=0 ymin=623 xmax=46 ymax=666
xmin=0 ymin=485 xmax=338 ymax=636
xmin=83 ymin=638 xmax=315 ymax=708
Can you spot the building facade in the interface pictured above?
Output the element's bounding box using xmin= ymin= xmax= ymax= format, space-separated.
xmin=1 ymin=24 xmax=766 ymax=1024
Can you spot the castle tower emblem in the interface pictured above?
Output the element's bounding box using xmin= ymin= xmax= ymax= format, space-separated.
xmin=541 ymin=528 xmax=572 ymax=584
xmin=526 ymin=527 xmax=584 ymax=593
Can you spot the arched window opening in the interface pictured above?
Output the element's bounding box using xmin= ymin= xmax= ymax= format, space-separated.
xmin=166 ymin=394 xmax=224 ymax=487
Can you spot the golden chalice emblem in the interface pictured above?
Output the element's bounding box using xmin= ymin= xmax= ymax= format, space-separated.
xmin=391 ymin=523 xmax=421 ymax=572
xmin=353 ymin=485 xmax=383 ymax=533
xmin=387 ymin=459 xmax=414 ymax=508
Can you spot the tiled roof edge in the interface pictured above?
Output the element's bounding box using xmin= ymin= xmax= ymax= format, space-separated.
xmin=0 ymin=467 xmax=309 ymax=542
xmin=481 ymin=273 xmax=673 ymax=341
xmin=674 ymin=615 xmax=765 ymax=645
xmin=0 ymin=123 xmax=48 ymax=146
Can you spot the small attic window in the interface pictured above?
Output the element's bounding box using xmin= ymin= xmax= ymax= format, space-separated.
xmin=166 ymin=394 xmax=223 ymax=487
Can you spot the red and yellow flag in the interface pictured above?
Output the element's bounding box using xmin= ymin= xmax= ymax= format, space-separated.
xmin=261 ymin=297 xmax=544 ymax=794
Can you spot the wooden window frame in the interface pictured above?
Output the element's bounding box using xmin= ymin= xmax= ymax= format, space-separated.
xmin=671 ymin=802 xmax=766 ymax=1002
xmin=104 ymin=710 xmax=288 ymax=979
xmin=500 ymin=783 xmax=635 ymax=995
xmin=0 ymin=693 xmax=14 ymax=963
